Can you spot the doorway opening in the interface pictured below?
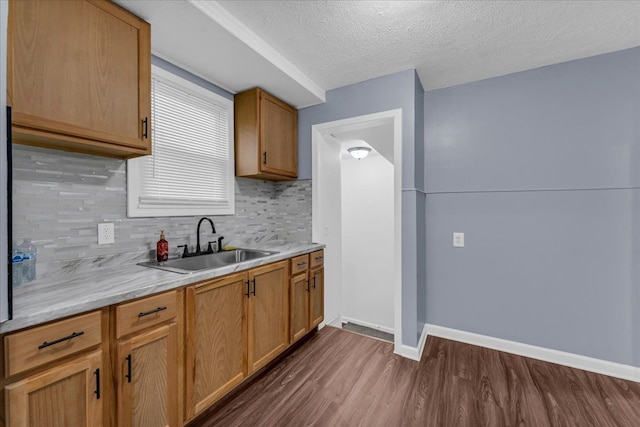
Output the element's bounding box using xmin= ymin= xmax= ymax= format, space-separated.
xmin=312 ymin=109 xmax=402 ymax=354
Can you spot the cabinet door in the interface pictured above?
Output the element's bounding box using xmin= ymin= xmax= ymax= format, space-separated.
xmin=8 ymin=0 xmax=151 ymax=155
xmin=117 ymin=323 xmax=177 ymax=427
xmin=259 ymin=92 xmax=297 ymax=178
xmin=310 ymin=268 xmax=324 ymax=329
xmin=248 ymin=261 xmax=289 ymax=374
xmin=185 ymin=273 xmax=248 ymax=419
xmin=289 ymin=273 xmax=309 ymax=344
xmin=5 ymin=350 xmax=103 ymax=427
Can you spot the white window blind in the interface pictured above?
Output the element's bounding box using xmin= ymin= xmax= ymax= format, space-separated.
xmin=127 ymin=66 xmax=234 ymax=217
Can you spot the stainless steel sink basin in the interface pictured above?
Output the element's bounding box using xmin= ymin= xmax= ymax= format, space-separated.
xmin=137 ymin=249 xmax=279 ymax=274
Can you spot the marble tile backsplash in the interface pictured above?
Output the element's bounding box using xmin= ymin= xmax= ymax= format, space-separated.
xmin=12 ymin=145 xmax=312 ymax=278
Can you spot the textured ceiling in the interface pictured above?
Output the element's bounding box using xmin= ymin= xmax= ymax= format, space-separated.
xmin=218 ymin=0 xmax=640 ymax=91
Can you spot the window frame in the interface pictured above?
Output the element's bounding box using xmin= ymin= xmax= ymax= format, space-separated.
xmin=127 ymin=65 xmax=235 ymax=218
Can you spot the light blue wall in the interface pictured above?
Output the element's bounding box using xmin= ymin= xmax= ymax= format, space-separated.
xmin=414 ymin=72 xmax=427 ymax=331
xmin=424 ymin=47 xmax=640 ymax=366
xmin=299 ymin=69 xmax=425 ymax=346
xmin=414 ymin=71 xmax=426 ymax=192
xmin=425 ymin=48 xmax=640 ymax=193
xmin=298 ymin=70 xmax=416 ymax=185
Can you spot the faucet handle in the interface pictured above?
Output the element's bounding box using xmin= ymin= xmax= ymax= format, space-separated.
xmin=207 ymin=241 xmax=216 ymax=253
xmin=177 ymin=244 xmax=189 ymax=258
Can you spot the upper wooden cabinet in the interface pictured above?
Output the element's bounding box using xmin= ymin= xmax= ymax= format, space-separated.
xmin=7 ymin=0 xmax=151 ymax=158
xmin=235 ymin=88 xmax=298 ymax=181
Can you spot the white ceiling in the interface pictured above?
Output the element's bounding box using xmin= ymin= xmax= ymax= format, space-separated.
xmin=116 ymin=1 xmax=640 ymax=107
xmin=115 ymin=0 xmax=325 ymax=107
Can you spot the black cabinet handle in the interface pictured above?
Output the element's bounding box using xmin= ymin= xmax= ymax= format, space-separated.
xmin=313 ymin=276 xmax=316 ymax=289
xmin=38 ymin=331 xmax=84 ymax=350
xmin=142 ymin=117 xmax=149 ymax=139
xmin=297 ymin=262 xmax=306 ymax=267
xmin=138 ymin=306 xmax=167 ymax=318
xmin=305 ymin=280 xmax=309 ymax=292
xmin=125 ymin=354 xmax=132 ymax=383
xmin=245 ymin=280 xmax=250 ymax=298
xmin=251 ymin=278 xmax=256 ymax=296
xmin=94 ymin=368 xmax=101 ymax=399
xmin=262 ymin=151 xmax=267 ymax=165
xmin=315 ymin=256 xmax=324 ymax=261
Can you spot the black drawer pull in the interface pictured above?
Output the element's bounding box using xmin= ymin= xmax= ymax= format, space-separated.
xmin=313 ymin=276 xmax=316 ymax=289
xmin=38 ymin=331 xmax=84 ymax=349
xmin=263 ymin=151 xmax=267 ymax=165
xmin=297 ymin=262 xmax=306 ymax=266
xmin=94 ymin=368 xmax=101 ymax=399
xmin=315 ymin=256 xmax=323 ymax=261
xmin=125 ymin=354 xmax=132 ymax=383
xmin=305 ymin=280 xmax=310 ymax=292
xmin=142 ymin=117 xmax=149 ymax=139
xmin=252 ymin=278 xmax=256 ymax=296
xmin=245 ymin=280 xmax=250 ymax=298
xmin=138 ymin=306 xmax=167 ymax=318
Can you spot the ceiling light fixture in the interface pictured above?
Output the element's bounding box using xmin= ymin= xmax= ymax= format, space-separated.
xmin=348 ymin=147 xmax=372 ymax=160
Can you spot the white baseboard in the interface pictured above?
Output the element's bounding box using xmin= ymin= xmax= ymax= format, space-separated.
xmin=341 ymin=316 xmax=395 ymax=335
xmin=425 ymin=324 xmax=640 ymax=383
xmin=395 ymin=324 xmax=429 ymax=361
xmin=321 ymin=314 xmax=342 ymax=328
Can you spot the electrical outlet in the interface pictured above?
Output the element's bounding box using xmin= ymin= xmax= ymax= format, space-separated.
xmin=453 ymin=232 xmax=464 ymax=248
xmin=98 ymin=223 xmax=115 ymax=245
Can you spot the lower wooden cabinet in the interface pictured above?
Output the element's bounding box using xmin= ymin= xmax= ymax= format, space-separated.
xmin=116 ymin=323 xmax=177 ymax=427
xmin=289 ymin=250 xmax=324 ymax=345
xmin=184 ymin=261 xmax=288 ymax=421
xmin=185 ymin=272 xmax=248 ymax=420
xmin=289 ymin=273 xmax=310 ymax=343
xmin=310 ymin=267 xmax=324 ymax=329
xmin=1 ymin=252 xmax=322 ymax=427
xmin=247 ymin=261 xmax=289 ymax=374
xmin=5 ymin=350 xmax=103 ymax=427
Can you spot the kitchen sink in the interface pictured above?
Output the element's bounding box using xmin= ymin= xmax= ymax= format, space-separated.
xmin=137 ymin=249 xmax=279 ymax=274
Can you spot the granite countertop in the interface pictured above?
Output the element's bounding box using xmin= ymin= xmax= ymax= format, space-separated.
xmin=1 ymin=242 xmax=325 ymax=335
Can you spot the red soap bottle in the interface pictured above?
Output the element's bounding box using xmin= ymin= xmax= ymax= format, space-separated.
xmin=157 ymin=230 xmax=168 ymax=262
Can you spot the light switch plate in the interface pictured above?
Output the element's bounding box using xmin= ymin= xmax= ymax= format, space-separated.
xmin=453 ymin=232 xmax=464 ymax=248
xmin=98 ymin=223 xmax=115 ymax=245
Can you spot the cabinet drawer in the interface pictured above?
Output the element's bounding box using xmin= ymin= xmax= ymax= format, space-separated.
xmin=116 ymin=291 xmax=177 ymax=339
xmin=310 ymin=250 xmax=324 ymax=270
xmin=290 ymin=254 xmax=309 ymax=276
xmin=4 ymin=311 xmax=102 ymax=377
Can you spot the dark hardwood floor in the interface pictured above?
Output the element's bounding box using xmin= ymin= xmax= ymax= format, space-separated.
xmin=191 ymin=326 xmax=640 ymax=427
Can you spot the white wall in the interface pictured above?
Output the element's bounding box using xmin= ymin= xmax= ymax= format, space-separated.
xmin=341 ymin=153 xmax=394 ymax=331
xmin=312 ymin=133 xmax=343 ymax=326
